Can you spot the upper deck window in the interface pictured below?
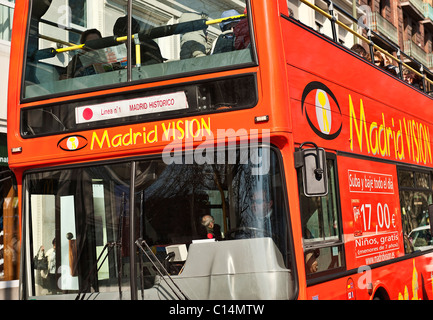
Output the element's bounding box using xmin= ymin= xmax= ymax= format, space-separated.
xmin=23 ymin=0 xmax=254 ymax=100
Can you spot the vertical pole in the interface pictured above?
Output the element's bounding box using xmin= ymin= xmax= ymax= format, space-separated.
xmin=353 ymin=0 xmax=357 ymax=44
xmin=328 ymin=1 xmax=338 ymax=42
xmin=421 ymin=65 xmax=427 ymax=93
xmin=368 ymin=30 xmax=375 ymax=63
xmin=130 ymin=161 xmax=137 ymax=300
xmin=397 ymin=49 xmax=403 ymax=79
xmin=127 ymin=0 xmax=133 ymax=82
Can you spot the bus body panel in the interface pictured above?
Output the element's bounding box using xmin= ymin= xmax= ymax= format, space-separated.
xmin=283 ymin=17 xmax=433 ymax=168
xmin=282 ymin=9 xmax=433 ymax=300
xmin=305 ymin=256 xmax=433 ymax=300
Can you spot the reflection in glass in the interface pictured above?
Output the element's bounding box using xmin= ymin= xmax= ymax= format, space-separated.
xmin=27 ymin=164 xmax=131 ymax=297
xmin=399 ymin=169 xmax=433 ymax=254
xmin=23 ymin=0 xmax=253 ymax=99
xmin=25 ymin=147 xmax=296 ymax=299
xmin=298 ymin=159 xmax=345 ymax=276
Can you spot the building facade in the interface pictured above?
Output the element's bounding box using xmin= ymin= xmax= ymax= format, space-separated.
xmin=288 ymin=0 xmax=433 ymax=71
xmin=0 ymin=1 xmax=13 ymax=137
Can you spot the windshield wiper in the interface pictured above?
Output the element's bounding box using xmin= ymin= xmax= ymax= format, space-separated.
xmin=135 ymin=238 xmax=189 ymax=300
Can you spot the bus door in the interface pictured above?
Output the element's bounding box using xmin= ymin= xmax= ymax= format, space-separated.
xmin=24 ymin=163 xmax=132 ymax=299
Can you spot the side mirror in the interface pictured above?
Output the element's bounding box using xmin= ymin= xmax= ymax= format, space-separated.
xmin=295 ymin=142 xmax=328 ymax=197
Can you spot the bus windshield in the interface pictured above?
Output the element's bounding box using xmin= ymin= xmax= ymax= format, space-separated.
xmin=24 ymin=147 xmax=295 ymax=299
xmin=23 ymin=0 xmax=254 ymax=100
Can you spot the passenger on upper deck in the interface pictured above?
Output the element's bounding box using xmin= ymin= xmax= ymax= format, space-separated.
xmin=374 ymin=51 xmax=399 ymax=76
xmin=179 ymin=12 xmax=209 ymax=59
xmin=211 ymin=9 xmax=241 ymax=54
xmin=234 ymin=8 xmax=250 ymax=50
xmin=350 ymin=43 xmax=370 ymax=61
xmin=211 ymin=9 xmax=250 ymax=54
xmin=60 ymin=28 xmax=102 ymax=79
xmin=403 ymin=68 xmax=422 ymax=90
xmin=113 ymin=16 xmax=163 ymax=66
xmin=374 ymin=51 xmax=385 ymax=68
xmin=383 ymin=53 xmax=399 ymax=76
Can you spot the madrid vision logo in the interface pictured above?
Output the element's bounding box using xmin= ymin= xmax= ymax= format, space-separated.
xmin=57 ymin=135 xmax=88 ymax=152
xmin=301 ymin=81 xmax=342 ymax=140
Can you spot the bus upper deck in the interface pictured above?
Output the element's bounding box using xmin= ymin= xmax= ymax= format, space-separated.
xmin=17 ymin=0 xmax=256 ymax=136
xmin=8 ymin=0 xmax=286 ymax=169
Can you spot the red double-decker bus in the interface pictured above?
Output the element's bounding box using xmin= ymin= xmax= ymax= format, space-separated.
xmin=7 ymin=0 xmax=433 ymax=300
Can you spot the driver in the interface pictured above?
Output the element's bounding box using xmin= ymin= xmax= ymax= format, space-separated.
xmin=200 ymin=215 xmax=223 ymax=241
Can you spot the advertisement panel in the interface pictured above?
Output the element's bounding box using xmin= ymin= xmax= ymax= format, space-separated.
xmin=338 ymin=155 xmax=405 ymax=269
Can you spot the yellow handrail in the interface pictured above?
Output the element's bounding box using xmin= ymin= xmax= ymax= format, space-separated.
xmin=39 ymin=34 xmax=76 ymax=48
xmin=298 ymin=0 xmax=433 ymax=87
xmin=206 ymin=14 xmax=247 ymax=26
xmin=56 ymin=43 xmax=85 ymax=53
xmin=53 ymin=14 xmax=247 ymax=55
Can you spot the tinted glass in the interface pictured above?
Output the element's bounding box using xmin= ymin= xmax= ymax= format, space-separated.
xmin=25 ymin=147 xmax=296 ymax=300
xmin=23 ymin=0 xmax=253 ymax=99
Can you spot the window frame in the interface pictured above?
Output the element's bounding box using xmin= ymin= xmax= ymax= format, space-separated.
xmin=20 ymin=0 xmax=258 ymax=103
xmin=19 ymin=73 xmax=259 ymax=139
xmin=297 ymin=152 xmax=346 ymax=282
xmin=397 ymin=166 xmax=433 ymax=255
xmin=23 ymin=162 xmax=133 ymax=298
xmin=20 ymin=143 xmax=298 ymax=299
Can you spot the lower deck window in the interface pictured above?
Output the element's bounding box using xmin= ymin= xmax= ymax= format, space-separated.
xmin=298 ymin=157 xmax=345 ymax=278
xmin=398 ymin=168 xmax=433 ymax=254
xmin=25 ymin=146 xmax=296 ymax=299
